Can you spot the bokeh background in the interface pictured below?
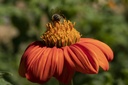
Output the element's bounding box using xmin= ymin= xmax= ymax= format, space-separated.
xmin=0 ymin=0 xmax=128 ymax=85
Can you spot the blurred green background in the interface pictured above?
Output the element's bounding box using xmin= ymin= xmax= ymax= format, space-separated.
xmin=0 ymin=0 xmax=128 ymax=85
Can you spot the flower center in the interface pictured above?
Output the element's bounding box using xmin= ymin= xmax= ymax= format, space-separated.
xmin=41 ymin=16 xmax=81 ymax=48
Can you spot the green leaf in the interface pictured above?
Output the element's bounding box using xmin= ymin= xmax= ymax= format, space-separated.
xmin=0 ymin=78 xmax=12 ymax=85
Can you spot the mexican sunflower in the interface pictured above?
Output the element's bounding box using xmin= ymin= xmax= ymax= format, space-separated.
xmin=18 ymin=14 xmax=114 ymax=84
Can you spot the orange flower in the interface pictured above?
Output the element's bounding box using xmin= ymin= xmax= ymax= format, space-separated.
xmin=18 ymin=14 xmax=113 ymax=84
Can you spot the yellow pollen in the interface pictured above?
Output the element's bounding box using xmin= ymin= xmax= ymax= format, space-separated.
xmin=41 ymin=20 xmax=81 ymax=47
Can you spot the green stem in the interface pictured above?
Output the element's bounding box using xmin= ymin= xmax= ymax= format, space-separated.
xmin=59 ymin=80 xmax=73 ymax=85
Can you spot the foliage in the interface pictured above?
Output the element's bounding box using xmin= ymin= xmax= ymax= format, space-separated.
xmin=0 ymin=0 xmax=128 ymax=85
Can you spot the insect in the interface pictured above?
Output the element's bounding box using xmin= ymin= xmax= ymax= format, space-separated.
xmin=52 ymin=13 xmax=66 ymax=22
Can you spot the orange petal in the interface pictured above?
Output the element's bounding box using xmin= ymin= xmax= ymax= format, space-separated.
xmin=19 ymin=41 xmax=43 ymax=77
xmin=23 ymin=41 xmax=45 ymax=59
xmin=18 ymin=60 xmax=26 ymax=77
xmin=26 ymin=46 xmax=46 ymax=71
xmin=66 ymin=46 xmax=85 ymax=72
xmin=54 ymin=47 xmax=64 ymax=76
xmin=55 ymin=61 xmax=75 ymax=84
xmin=69 ymin=44 xmax=99 ymax=74
xmin=25 ymin=47 xmax=51 ymax=83
xmin=41 ymin=48 xmax=52 ymax=80
xmin=62 ymin=46 xmax=75 ymax=68
xmin=80 ymin=38 xmax=114 ymax=61
xmin=49 ymin=47 xmax=57 ymax=76
xmin=77 ymin=43 xmax=109 ymax=71
xmin=49 ymin=47 xmax=64 ymax=76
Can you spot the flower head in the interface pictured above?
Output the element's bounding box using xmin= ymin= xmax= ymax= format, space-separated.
xmin=18 ymin=14 xmax=114 ymax=84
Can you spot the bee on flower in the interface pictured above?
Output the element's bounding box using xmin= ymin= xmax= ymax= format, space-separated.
xmin=18 ymin=13 xmax=114 ymax=84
